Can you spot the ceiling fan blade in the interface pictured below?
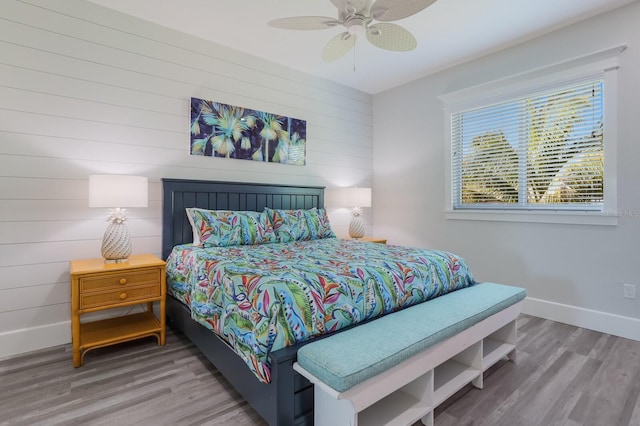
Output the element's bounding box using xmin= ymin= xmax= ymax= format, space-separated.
xmin=322 ymin=32 xmax=357 ymax=62
xmin=366 ymin=23 xmax=417 ymax=51
xmin=371 ymin=0 xmax=437 ymax=22
xmin=268 ymin=16 xmax=340 ymax=30
xmin=330 ymin=0 xmax=367 ymax=14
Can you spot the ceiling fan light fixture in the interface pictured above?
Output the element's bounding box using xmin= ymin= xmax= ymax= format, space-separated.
xmin=346 ymin=17 xmax=366 ymax=35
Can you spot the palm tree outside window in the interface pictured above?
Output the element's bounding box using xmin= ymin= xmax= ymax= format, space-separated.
xmin=451 ymin=79 xmax=604 ymax=211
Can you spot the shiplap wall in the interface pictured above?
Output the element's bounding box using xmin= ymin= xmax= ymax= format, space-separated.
xmin=0 ymin=0 xmax=373 ymax=358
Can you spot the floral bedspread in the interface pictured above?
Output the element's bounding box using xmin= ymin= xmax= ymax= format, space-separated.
xmin=165 ymin=238 xmax=476 ymax=383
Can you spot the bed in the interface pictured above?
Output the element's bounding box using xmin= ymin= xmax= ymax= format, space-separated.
xmin=161 ymin=178 xmax=476 ymax=425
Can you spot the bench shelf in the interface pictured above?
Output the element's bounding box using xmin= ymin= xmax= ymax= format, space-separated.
xmin=434 ymin=363 xmax=481 ymax=406
xmin=294 ymin=301 xmax=522 ymax=426
xmin=359 ymin=387 xmax=432 ymax=426
xmin=483 ymin=321 xmax=517 ymax=369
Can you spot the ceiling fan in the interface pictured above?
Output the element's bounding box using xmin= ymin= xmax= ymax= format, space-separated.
xmin=267 ymin=0 xmax=437 ymax=62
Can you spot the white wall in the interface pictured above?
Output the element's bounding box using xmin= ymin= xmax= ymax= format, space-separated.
xmin=373 ymin=1 xmax=640 ymax=340
xmin=0 ymin=0 xmax=373 ymax=358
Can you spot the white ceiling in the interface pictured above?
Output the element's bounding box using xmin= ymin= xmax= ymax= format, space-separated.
xmin=88 ymin=0 xmax=635 ymax=94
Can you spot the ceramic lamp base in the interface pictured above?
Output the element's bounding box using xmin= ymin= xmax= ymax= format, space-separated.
xmin=349 ymin=215 xmax=365 ymax=239
xmin=101 ymin=221 xmax=132 ymax=263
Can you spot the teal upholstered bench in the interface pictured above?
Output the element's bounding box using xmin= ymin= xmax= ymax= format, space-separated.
xmin=293 ymin=282 xmax=526 ymax=426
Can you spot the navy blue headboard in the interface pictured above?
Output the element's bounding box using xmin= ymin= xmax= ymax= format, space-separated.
xmin=161 ymin=178 xmax=325 ymax=260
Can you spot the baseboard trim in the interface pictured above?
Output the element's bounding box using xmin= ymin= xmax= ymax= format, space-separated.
xmin=0 ymin=321 xmax=71 ymax=360
xmin=2 ymin=298 xmax=638 ymax=359
xmin=523 ymin=297 xmax=640 ymax=341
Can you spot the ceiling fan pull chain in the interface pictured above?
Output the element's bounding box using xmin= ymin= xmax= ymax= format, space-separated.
xmin=353 ymin=41 xmax=357 ymax=72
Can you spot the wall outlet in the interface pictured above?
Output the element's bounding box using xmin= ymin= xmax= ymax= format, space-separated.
xmin=623 ymin=283 xmax=636 ymax=299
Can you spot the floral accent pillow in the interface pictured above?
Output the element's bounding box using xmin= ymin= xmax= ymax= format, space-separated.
xmin=307 ymin=208 xmax=336 ymax=240
xmin=265 ymin=207 xmax=335 ymax=243
xmin=186 ymin=208 xmax=276 ymax=247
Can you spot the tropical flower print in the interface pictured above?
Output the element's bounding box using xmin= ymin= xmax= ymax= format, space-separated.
xmin=187 ymin=209 xmax=276 ymax=247
xmin=265 ymin=208 xmax=336 ymax=243
xmin=166 ymin=239 xmax=476 ymax=383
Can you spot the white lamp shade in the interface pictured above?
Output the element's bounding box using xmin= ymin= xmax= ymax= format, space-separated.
xmin=350 ymin=187 xmax=372 ymax=208
xmin=89 ymin=175 xmax=148 ymax=208
xmin=326 ymin=187 xmax=372 ymax=208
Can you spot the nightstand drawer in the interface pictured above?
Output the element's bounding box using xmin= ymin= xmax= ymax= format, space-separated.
xmin=80 ymin=285 xmax=161 ymax=309
xmin=80 ymin=268 xmax=161 ymax=292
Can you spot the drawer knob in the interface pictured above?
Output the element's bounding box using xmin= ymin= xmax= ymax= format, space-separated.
xmin=119 ymin=293 xmax=127 ymax=300
xmin=119 ymin=278 xmax=127 ymax=285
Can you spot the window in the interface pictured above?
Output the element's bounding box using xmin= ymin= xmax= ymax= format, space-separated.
xmin=452 ymin=79 xmax=603 ymax=211
xmin=441 ymin=47 xmax=622 ymax=225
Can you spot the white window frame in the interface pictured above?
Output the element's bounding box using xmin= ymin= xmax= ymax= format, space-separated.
xmin=440 ymin=46 xmax=624 ymax=226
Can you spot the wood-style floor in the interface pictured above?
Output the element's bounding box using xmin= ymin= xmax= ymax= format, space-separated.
xmin=435 ymin=315 xmax=640 ymax=426
xmin=1 ymin=314 xmax=639 ymax=426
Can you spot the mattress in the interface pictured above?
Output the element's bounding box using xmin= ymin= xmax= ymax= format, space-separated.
xmin=165 ymin=238 xmax=476 ymax=382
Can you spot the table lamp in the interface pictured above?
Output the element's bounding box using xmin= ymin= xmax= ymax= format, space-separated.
xmin=327 ymin=187 xmax=372 ymax=239
xmin=89 ymin=175 xmax=148 ymax=263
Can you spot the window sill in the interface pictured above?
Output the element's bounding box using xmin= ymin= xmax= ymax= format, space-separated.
xmin=445 ymin=209 xmax=618 ymax=226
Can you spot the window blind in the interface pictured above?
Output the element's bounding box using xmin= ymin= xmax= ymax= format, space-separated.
xmin=451 ymin=78 xmax=604 ymax=210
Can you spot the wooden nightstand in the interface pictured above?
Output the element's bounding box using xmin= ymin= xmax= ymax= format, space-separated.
xmin=343 ymin=236 xmax=387 ymax=244
xmin=70 ymin=254 xmax=166 ymax=367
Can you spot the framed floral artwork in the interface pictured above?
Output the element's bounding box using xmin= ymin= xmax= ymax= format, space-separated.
xmin=190 ymin=97 xmax=306 ymax=165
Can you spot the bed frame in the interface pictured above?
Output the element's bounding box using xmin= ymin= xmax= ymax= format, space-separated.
xmin=162 ymin=178 xmax=325 ymax=426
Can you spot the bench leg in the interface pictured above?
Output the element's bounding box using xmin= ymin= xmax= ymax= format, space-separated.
xmin=421 ymin=411 xmax=434 ymax=426
xmin=472 ymin=374 xmax=483 ymax=390
xmin=314 ymin=386 xmax=357 ymax=426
